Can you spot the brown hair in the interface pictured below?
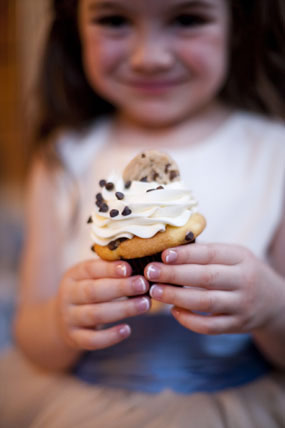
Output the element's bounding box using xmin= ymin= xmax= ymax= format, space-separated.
xmin=222 ymin=0 xmax=285 ymax=117
xmin=36 ymin=0 xmax=285 ymax=144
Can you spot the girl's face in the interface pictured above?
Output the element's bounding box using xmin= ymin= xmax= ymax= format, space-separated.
xmin=79 ymin=0 xmax=230 ymax=128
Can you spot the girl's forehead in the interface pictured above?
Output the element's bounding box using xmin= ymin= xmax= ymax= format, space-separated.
xmin=82 ymin=0 xmax=226 ymax=12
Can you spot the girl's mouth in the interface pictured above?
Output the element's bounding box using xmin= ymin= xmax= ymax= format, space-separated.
xmin=123 ymin=79 xmax=184 ymax=94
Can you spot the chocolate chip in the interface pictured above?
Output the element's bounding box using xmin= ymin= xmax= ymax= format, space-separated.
xmin=169 ymin=170 xmax=179 ymax=181
xmin=165 ymin=163 xmax=171 ymax=173
xmin=96 ymin=193 xmax=103 ymax=202
xmin=108 ymin=241 xmax=117 ymax=251
xmin=108 ymin=237 xmax=128 ymax=251
xmin=90 ymin=245 xmax=96 ymax=253
xmin=87 ymin=216 xmax=93 ymax=224
xmin=96 ymin=200 xmax=103 ymax=208
xmin=99 ymin=179 xmax=106 ymax=187
xmin=140 ymin=176 xmax=148 ymax=182
xmin=99 ymin=203 xmax=109 ymax=213
xmin=110 ymin=209 xmax=119 ymax=218
xmin=141 ymin=153 xmax=146 ymax=158
xmin=185 ymin=231 xmax=195 ymax=242
xmin=156 ymin=186 xmax=164 ymax=190
xmin=152 ymin=171 xmax=159 ymax=181
xmin=106 ymin=182 xmax=115 ymax=191
xmin=115 ymin=192 xmax=124 ymax=200
xmin=125 ymin=181 xmax=132 ymax=189
xmin=146 ymin=188 xmax=156 ymax=193
xmin=122 ymin=206 xmax=132 ymax=216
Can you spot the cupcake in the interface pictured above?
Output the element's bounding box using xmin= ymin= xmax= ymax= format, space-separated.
xmin=88 ymin=150 xmax=206 ymax=277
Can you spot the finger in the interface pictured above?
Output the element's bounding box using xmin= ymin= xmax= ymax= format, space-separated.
xmin=69 ymin=297 xmax=151 ymax=327
xmin=70 ymin=276 xmax=149 ymax=305
xmin=67 ymin=259 xmax=132 ymax=281
xmin=145 ymin=263 xmax=238 ymax=290
xmin=162 ymin=243 xmax=245 ymax=266
xmin=171 ymin=308 xmax=239 ymax=335
xmin=70 ymin=324 xmax=131 ymax=350
xmin=150 ymin=285 xmax=238 ymax=314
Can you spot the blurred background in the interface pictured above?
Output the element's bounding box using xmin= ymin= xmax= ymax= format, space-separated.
xmin=0 ymin=0 xmax=50 ymax=351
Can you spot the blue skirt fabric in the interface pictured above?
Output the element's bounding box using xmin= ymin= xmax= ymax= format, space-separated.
xmin=73 ymin=314 xmax=271 ymax=394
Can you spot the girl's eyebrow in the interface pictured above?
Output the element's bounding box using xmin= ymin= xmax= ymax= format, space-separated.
xmin=88 ymin=0 xmax=217 ymax=11
xmin=170 ymin=0 xmax=217 ymax=11
xmin=88 ymin=1 xmax=125 ymax=11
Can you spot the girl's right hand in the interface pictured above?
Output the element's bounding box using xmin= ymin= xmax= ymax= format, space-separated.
xmin=56 ymin=259 xmax=150 ymax=351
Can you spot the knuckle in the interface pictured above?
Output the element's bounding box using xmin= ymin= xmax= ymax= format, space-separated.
xmin=237 ymin=309 xmax=252 ymax=331
xmin=84 ymin=281 xmax=97 ymax=302
xmin=92 ymin=309 xmax=104 ymax=326
xmin=203 ymin=321 xmax=219 ymax=335
xmin=84 ymin=335 xmax=98 ymax=350
xmin=238 ymin=245 xmax=254 ymax=262
xmin=164 ymin=286 xmax=176 ymax=303
xmin=118 ymin=278 xmax=128 ymax=295
xmin=81 ymin=330 xmax=101 ymax=350
xmin=201 ymin=268 xmax=217 ymax=287
xmin=68 ymin=330 xmax=82 ymax=349
xmin=85 ymin=260 xmax=96 ymax=278
xmin=129 ymin=300 xmax=141 ymax=316
xmin=206 ymin=245 xmax=218 ymax=264
xmin=62 ymin=305 xmax=72 ymax=327
xmin=180 ymin=245 xmax=191 ymax=261
xmin=125 ymin=306 xmax=135 ymax=318
xmin=60 ymin=277 xmax=73 ymax=301
xmin=244 ymin=266 xmax=258 ymax=288
xmin=64 ymin=264 xmax=78 ymax=280
xmin=166 ymin=266 xmax=178 ymax=284
xmin=237 ymin=314 xmax=247 ymax=331
xmin=203 ymin=293 xmax=216 ymax=313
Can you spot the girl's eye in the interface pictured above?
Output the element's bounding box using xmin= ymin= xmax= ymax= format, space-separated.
xmin=92 ymin=15 xmax=129 ymax=28
xmin=173 ymin=13 xmax=208 ymax=28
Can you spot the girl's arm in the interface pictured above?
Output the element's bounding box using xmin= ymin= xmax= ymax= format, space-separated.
xmin=13 ymin=160 xmax=82 ymax=370
xmin=251 ymin=198 xmax=285 ymax=367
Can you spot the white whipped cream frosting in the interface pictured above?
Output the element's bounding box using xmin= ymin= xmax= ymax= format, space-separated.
xmin=90 ymin=173 xmax=197 ymax=246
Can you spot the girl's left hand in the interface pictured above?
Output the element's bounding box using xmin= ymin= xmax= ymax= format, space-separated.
xmin=145 ymin=243 xmax=284 ymax=335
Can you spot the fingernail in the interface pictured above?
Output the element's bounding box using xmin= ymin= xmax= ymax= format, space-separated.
xmin=150 ymin=285 xmax=163 ymax=299
xmin=146 ymin=264 xmax=160 ymax=280
xmin=116 ymin=263 xmax=128 ymax=277
xmin=132 ymin=277 xmax=147 ymax=294
xmin=135 ymin=297 xmax=150 ymax=313
xmin=119 ymin=325 xmax=131 ymax=338
xmin=165 ymin=250 xmax=177 ymax=264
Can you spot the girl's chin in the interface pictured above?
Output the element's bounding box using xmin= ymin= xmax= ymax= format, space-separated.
xmin=121 ymin=108 xmax=192 ymax=129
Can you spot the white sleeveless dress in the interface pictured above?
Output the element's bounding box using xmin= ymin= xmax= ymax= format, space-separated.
xmin=1 ymin=111 xmax=285 ymax=427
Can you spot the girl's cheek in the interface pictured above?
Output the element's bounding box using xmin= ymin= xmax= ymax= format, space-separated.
xmin=84 ymin=35 xmax=126 ymax=73
xmin=177 ymin=34 xmax=228 ymax=81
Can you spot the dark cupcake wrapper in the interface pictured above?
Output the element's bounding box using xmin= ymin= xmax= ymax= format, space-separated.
xmin=126 ymin=240 xmax=196 ymax=296
xmin=126 ymin=253 xmax=162 ymax=296
xmin=127 ymin=253 xmax=162 ymax=278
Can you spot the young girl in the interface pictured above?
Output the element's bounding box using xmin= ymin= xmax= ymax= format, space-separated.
xmin=1 ymin=0 xmax=284 ymax=426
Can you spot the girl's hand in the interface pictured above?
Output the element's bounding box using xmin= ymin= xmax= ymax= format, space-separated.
xmin=145 ymin=244 xmax=284 ymax=335
xmin=56 ymin=259 xmax=150 ymax=351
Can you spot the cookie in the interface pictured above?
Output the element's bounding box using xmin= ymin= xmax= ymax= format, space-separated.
xmin=123 ymin=150 xmax=180 ymax=185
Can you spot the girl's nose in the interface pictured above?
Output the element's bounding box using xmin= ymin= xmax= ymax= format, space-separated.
xmin=130 ymin=30 xmax=173 ymax=73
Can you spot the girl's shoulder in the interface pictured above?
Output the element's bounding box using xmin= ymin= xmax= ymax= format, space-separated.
xmin=234 ymin=111 xmax=285 ymax=145
xmin=54 ymin=118 xmax=112 ymax=177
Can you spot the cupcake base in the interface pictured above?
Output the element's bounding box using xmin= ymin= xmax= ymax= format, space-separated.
xmin=127 ymin=240 xmax=196 ymax=295
xmin=127 ymin=253 xmax=162 ymax=278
